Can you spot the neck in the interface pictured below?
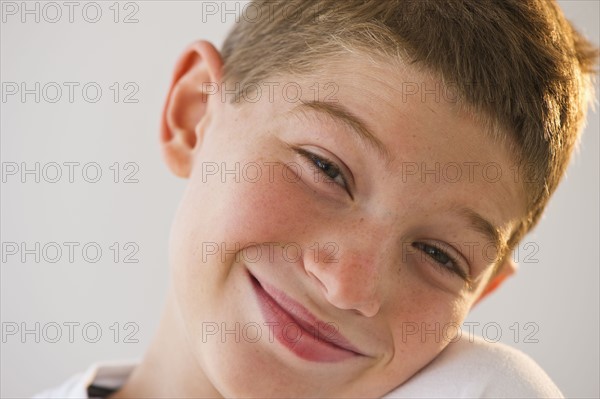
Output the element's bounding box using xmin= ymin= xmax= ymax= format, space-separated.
xmin=110 ymin=286 xmax=222 ymax=398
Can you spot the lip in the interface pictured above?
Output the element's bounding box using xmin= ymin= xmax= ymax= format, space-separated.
xmin=248 ymin=270 xmax=364 ymax=362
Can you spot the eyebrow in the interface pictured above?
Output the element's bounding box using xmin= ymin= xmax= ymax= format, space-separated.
xmin=454 ymin=205 xmax=506 ymax=265
xmin=289 ymin=100 xmax=394 ymax=165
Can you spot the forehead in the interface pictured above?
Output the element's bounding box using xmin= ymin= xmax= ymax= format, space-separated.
xmin=311 ymin=55 xmax=505 ymax=163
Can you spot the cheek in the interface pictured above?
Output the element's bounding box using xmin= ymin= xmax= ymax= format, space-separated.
xmin=168 ymin=157 xmax=313 ymax=282
xmin=388 ymin=292 xmax=470 ymax=355
xmin=209 ymin=165 xmax=311 ymax=246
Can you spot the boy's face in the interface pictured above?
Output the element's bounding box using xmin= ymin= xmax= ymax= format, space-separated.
xmin=163 ymin=43 xmax=525 ymax=398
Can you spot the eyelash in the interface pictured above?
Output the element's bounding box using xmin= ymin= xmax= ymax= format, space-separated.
xmin=412 ymin=242 xmax=469 ymax=282
xmin=294 ymin=148 xmax=352 ymax=195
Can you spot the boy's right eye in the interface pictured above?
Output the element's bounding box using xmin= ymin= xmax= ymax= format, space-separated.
xmin=293 ymin=147 xmax=354 ymax=199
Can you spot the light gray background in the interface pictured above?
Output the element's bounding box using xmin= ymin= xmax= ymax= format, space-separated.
xmin=1 ymin=1 xmax=598 ymax=397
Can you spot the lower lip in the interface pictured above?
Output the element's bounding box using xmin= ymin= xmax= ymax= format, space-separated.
xmin=249 ymin=272 xmax=358 ymax=363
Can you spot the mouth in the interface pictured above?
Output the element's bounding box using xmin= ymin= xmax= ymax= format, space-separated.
xmin=248 ymin=270 xmax=364 ymax=362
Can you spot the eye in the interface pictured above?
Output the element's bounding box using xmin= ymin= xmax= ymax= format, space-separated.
xmin=412 ymin=242 xmax=469 ymax=282
xmin=293 ymin=147 xmax=353 ymax=197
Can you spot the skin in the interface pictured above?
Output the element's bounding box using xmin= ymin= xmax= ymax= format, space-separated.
xmin=111 ymin=41 xmax=525 ymax=398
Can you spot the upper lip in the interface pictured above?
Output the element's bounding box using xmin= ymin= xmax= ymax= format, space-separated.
xmin=251 ymin=272 xmax=364 ymax=355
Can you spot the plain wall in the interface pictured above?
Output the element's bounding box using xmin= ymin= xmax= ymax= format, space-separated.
xmin=1 ymin=1 xmax=598 ymax=397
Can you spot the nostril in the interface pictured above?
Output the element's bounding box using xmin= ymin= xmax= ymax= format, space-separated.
xmin=359 ymin=301 xmax=381 ymax=318
xmin=352 ymin=309 xmax=364 ymax=317
xmin=307 ymin=270 xmax=328 ymax=294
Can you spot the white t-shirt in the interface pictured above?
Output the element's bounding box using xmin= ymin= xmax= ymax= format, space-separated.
xmin=33 ymin=334 xmax=564 ymax=398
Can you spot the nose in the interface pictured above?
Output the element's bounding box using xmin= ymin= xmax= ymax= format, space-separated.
xmin=304 ymin=240 xmax=386 ymax=318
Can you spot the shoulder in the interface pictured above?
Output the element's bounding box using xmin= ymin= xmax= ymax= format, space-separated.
xmin=32 ymin=371 xmax=88 ymax=399
xmin=384 ymin=334 xmax=563 ymax=398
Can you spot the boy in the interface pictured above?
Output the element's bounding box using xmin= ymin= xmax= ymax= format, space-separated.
xmin=36 ymin=0 xmax=598 ymax=397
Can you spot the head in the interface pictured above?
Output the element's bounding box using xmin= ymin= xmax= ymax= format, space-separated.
xmin=159 ymin=0 xmax=598 ymax=397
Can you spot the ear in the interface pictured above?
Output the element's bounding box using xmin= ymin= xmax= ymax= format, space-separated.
xmin=161 ymin=40 xmax=224 ymax=178
xmin=473 ymin=258 xmax=518 ymax=306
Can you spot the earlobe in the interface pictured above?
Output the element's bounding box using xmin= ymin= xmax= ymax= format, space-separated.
xmin=473 ymin=258 xmax=518 ymax=306
xmin=160 ymin=40 xmax=224 ymax=178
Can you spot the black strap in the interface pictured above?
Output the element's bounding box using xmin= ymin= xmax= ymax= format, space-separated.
xmin=87 ymin=384 xmax=118 ymax=398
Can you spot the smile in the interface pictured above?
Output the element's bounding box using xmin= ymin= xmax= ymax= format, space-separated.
xmin=248 ymin=270 xmax=364 ymax=362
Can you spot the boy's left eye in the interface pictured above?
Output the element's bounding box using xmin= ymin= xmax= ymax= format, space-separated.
xmin=412 ymin=242 xmax=470 ymax=282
